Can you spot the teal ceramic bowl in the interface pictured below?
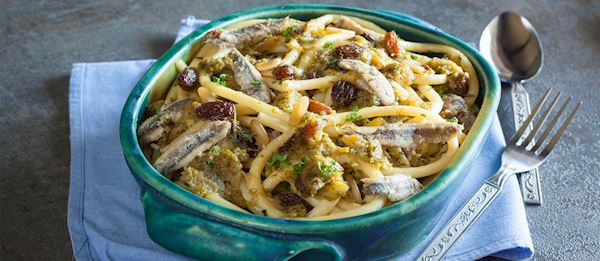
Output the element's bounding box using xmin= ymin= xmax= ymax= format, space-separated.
xmin=120 ymin=4 xmax=500 ymax=260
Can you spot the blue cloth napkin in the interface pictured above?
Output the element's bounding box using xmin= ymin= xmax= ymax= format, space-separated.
xmin=68 ymin=17 xmax=534 ymax=261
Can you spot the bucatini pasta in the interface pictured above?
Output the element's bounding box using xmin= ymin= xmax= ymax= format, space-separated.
xmin=137 ymin=14 xmax=479 ymax=219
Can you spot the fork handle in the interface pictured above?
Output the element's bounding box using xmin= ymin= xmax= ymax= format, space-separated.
xmin=511 ymin=81 xmax=543 ymax=205
xmin=417 ymin=181 xmax=503 ymax=261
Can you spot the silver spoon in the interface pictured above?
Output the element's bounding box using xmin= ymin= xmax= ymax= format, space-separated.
xmin=479 ymin=11 xmax=544 ymax=205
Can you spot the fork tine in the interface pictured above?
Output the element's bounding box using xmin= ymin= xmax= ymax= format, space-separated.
xmin=531 ymin=97 xmax=571 ymax=152
xmin=509 ymin=88 xmax=552 ymax=145
xmin=522 ymin=92 xmax=561 ymax=148
xmin=539 ymin=101 xmax=581 ymax=156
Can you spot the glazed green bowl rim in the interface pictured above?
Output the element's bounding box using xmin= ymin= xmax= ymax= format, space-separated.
xmin=120 ymin=4 xmax=500 ymax=233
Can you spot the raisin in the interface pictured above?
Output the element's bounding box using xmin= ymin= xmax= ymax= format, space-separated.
xmin=334 ymin=44 xmax=361 ymax=60
xmin=195 ymin=101 xmax=235 ymax=120
xmin=331 ymin=80 xmax=358 ymax=107
xmin=308 ymin=99 xmax=334 ymax=115
xmin=272 ymin=65 xmax=295 ymax=80
xmin=448 ymin=72 xmax=470 ymax=97
xmin=384 ymin=31 xmax=400 ymax=56
xmin=178 ymin=67 xmax=199 ymax=91
xmin=360 ymin=33 xmax=375 ymax=43
xmin=277 ymin=192 xmax=313 ymax=211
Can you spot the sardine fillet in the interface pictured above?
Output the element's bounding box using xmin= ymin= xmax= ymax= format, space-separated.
xmin=339 ymin=59 xmax=395 ymax=105
xmin=137 ymin=99 xmax=192 ymax=145
xmin=153 ymin=120 xmax=231 ymax=174
xmin=362 ymin=174 xmax=421 ymax=201
xmin=229 ymin=48 xmax=271 ymax=103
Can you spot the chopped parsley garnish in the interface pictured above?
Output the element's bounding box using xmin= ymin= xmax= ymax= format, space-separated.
xmin=318 ymin=160 xmax=341 ymax=177
xmin=205 ymin=160 xmax=215 ymax=168
xmin=410 ymin=54 xmax=418 ymax=60
xmin=448 ymin=117 xmax=459 ymax=123
xmin=369 ymin=47 xmax=376 ymax=51
xmin=282 ymin=25 xmax=297 ymax=37
xmin=434 ymin=85 xmax=451 ymax=95
xmin=211 ymin=74 xmax=228 ymax=87
xmin=240 ymin=128 xmax=253 ymax=141
xmin=346 ymin=106 xmax=362 ymax=122
xmin=292 ymin=159 xmax=306 ymax=176
xmin=250 ymin=80 xmax=262 ymax=89
xmin=420 ymin=113 xmax=428 ymax=117
xmin=282 ymin=25 xmax=298 ymax=43
xmin=268 ymin=153 xmax=288 ymax=168
xmin=324 ymin=41 xmax=334 ymax=49
xmin=210 ymin=145 xmax=221 ymax=155
xmin=396 ymin=151 xmax=405 ymax=158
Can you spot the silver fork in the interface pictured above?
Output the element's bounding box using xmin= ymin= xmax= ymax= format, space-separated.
xmin=417 ymin=88 xmax=581 ymax=261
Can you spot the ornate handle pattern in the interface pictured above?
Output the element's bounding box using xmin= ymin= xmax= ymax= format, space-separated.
xmin=511 ymin=82 xmax=543 ymax=205
xmin=417 ymin=182 xmax=501 ymax=261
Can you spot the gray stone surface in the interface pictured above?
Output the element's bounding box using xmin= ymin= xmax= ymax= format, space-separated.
xmin=1 ymin=0 xmax=598 ymax=260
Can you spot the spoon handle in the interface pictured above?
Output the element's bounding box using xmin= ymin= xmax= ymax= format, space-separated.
xmin=510 ymin=81 xmax=543 ymax=205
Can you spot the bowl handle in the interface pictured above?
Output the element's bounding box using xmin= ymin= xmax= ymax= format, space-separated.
xmin=375 ymin=10 xmax=443 ymax=32
xmin=142 ymin=189 xmax=344 ymax=260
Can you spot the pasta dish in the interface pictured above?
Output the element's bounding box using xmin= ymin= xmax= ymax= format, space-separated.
xmin=137 ymin=15 xmax=478 ymax=220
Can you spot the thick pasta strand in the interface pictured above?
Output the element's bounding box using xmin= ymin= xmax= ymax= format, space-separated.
xmin=255 ymin=58 xmax=282 ymax=71
xmin=250 ymin=119 xmax=270 ymax=149
xmin=258 ymin=113 xmax=292 ymax=133
xmin=324 ymin=105 xmax=445 ymax=126
xmin=333 ymin=155 xmax=383 ymax=178
xmin=344 ymin=174 xmax=362 ymax=203
xmin=307 ymin=198 xmax=340 ymax=217
xmin=205 ymin=193 xmax=249 ymax=213
xmin=412 ymin=74 xmax=447 ymax=85
xmin=337 ymin=199 xmax=362 ymax=210
xmin=390 ymin=81 xmax=410 ymax=101
xmin=236 ymin=104 xmax=258 ymax=116
xmin=247 ymin=128 xmax=297 ymax=217
xmin=417 ymin=85 xmax=443 ymax=114
xmin=405 ymin=85 xmax=424 ymax=104
xmin=281 ymin=73 xmax=353 ymax=92
xmin=262 ymin=169 xmax=288 ymax=192
xmin=197 ymin=87 xmax=217 ymax=102
xmin=281 ymin=49 xmax=300 ymax=66
xmin=289 ymin=96 xmax=309 ymax=126
xmin=313 ymin=31 xmax=356 ymax=49
xmin=296 ymin=197 xmax=385 ymax=221
xmin=175 ymin=58 xmax=188 ymax=73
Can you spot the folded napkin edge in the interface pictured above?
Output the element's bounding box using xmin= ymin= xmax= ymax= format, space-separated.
xmin=72 ymin=59 xmax=156 ymax=68
xmin=448 ymin=236 xmax=534 ymax=261
xmin=67 ymin=63 xmax=94 ymax=260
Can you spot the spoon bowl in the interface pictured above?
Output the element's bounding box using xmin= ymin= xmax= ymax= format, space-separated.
xmin=480 ymin=11 xmax=543 ymax=82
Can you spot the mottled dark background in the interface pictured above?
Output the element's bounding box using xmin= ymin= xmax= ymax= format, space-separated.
xmin=1 ymin=0 xmax=598 ymax=260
